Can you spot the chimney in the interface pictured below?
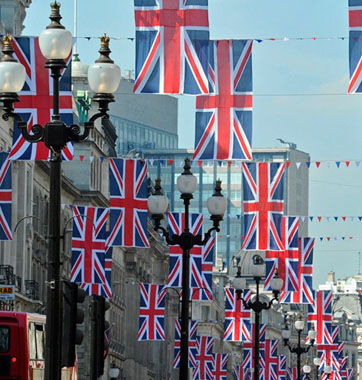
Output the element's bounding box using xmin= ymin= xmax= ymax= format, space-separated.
xmin=327 ymin=271 xmax=335 ymax=284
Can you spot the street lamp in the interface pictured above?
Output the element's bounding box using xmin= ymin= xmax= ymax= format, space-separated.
xmin=109 ymin=364 xmax=120 ymax=380
xmin=148 ymin=158 xmax=226 ymax=380
xmin=324 ymin=363 xmax=332 ymax=380
xmin=313 ymin=356 xmax=321 ymax=380
xmin=303 ymin=361 xmax=311 ymax=380
xmin=232 ymin=255 xmax=283 ymax=380
xmin=282 ymin=313 xmax=316 ymax=380
xmin=0 ymin=3 xmax=121 ymax=379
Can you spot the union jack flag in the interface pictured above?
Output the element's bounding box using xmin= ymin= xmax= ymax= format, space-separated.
xmin=321 ymin=372 xmax=342 ymax=380
xmin=0 ymin=153 xmax=12 ymax=241
xmin=134 ymin=0 xmax=210 ymax=94
xmin=70 ymin=206 xmax=109 ymax=289
xmin=173 ymin=319 xmax=199 ymax=368
xmin=278 ymin=355 xmax=287 ymax=380
xmin=138 ymin=283 xmax=167 ymax=341
xmin=280 ymin=237 xmax=315 ymax=305
xmin=167 ymin=212 xmax=203 ymax=294
xmin=261 ymin=340 xmax=279 ymax=380
xmin=348 ymin=0 xmax=362 ymax=93
xmin=223 ymin=288 xmax=252 ymax=342
xmin=233 ymin=364 xmax=250 ymax=380
xmin=318 ymin=326 xmax=342 ymax=371
xmin=243 ymin=323 xmax=266 ymax=371
xmin=265 ymin=216 xmax=299 ymax=291
xmin=308 ymin=290 xmax=333 ymax=345
xmin=242 ymin=162 xmax=285 ymax=251
xmin=11 ymin=37 xmax=73 ymax=161
xmin=213 ymin=353 xmax=228 ymax=380
xmin=193 ymin=39 xmax=253 ymax=161
xmin=109 ymin=158 xmax=149 ymax=248
xmin=193 ymin=336 xmax=215 ymax=380
xmin=286 ymin=368 xmax=298 ymax=380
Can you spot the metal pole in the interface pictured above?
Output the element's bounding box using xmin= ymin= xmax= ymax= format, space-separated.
xmin=90 ymin=296 xmax=98 ymax=380
xmin=44 ymin=69 xmax=62 ymax=380
xmin=254 ymin=278 xmax=260 ymax=380
xmin=297 ymin=330 xmax=301 ymax=380
xmin=179 ymin=197 xmax=190 ymax=380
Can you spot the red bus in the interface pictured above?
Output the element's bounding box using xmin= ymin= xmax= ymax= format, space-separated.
xmin=0 ymin=311 xmax=77 ymax=380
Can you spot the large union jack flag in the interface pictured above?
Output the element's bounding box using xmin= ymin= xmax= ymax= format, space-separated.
xmin=0 ymin=153 xmax=12 ymax=241
xmin=193 ymin=40 xmax=253 ymax=161
xmin=193 ymin=336 xmax=215 ymax=380
xmin=265 ymin=216 xmax=299 ymax=291
xmin=223 ymin=288 xmax=252 ymax=342
xmin=138 ymin=283 xmax=167 ymax=341
xmin=261 ymin=340 xmax=279 ymax=380
xmin=308 ymin=290 xmax=333 ymax=345
xmin=70 ymin=206 xmax=109 ymax=288
xmin=11 ymin=37 xmax=73 ymax=161
xmin=243 ymin=323 xmax=266 ymax=371
xmin=280 ymin=237 xmax=314 ymax=305
xmin=173 ymin=319 xmax=199 ymax=368
xmin=213 ymin=353 xmax=228 ymax=380
xmin=109 ymin=158 xmax=149 ymax=248
xmin=318 ymin=325 xmax=342 ymax=372
xmin=348 ymin=0 xmax=362 ymax=93
xmin=241 ymin=162 xmax=285 ymax=251
xmin=134 ymin=0 xmax=210 ymax=94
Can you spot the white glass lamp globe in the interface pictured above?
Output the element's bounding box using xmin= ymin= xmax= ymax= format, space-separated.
xmin=251 ymin=256 xmax=265 ymax=278
xmin=325 ymin=365 xmax=332 ymax=374
xmin=313 ymin=357 xmax=321 ymax=366
xmin=308 ymin=328 xmax=317 ymax=341
xmin=207 ymin=194 xmax=227 ymax=216
xmin=177 ymin=173 xmax=197 ymax=194
xmin=0 ymin=61 xmax=25 ymax=93
xmin=88 ymin=62 xmax=121 ymax=94
xmin=232 ymin=276 xmax=246 ymax=290
xmin=295 ymin=318 xmax=305 ymax=331
xmin=39 ymin=28 xmax=72 ymax=60
xmin=303 ymin=364 xmax=311 ymax=374
xmin=148 ymin=194 xmax=168 ymax=215
xmin=109 ymin=366 xmax=120 ymax=378
xmin=282 ymin=328 xmax=291 ymax=340
xmin=270 ymin=276 xmax=283 ymax=291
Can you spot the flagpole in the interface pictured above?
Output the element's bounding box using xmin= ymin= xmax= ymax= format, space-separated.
xmin=73 ymin=0 xmax=77 ymax=54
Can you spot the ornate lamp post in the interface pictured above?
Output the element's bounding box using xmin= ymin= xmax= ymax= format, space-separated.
xmin=0 ymin=3 xmax=121 ymax=379
xmin=303 ymin=361 xmax=312 ymax=380
xmin=282 ymin=314 xmax=317 ymax=380
xmin=109 ymin=364 xmax=120 ymax=380
xmin=232 ymin=255 xmax=284 ymax=380
xmin=313 ymin=356 xmax=322 ymax=380
xmin=148 ymin=158 xmax=227 ymax=380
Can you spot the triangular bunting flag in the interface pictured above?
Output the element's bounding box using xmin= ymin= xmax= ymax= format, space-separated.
xmin=100 ymin=157 xmax=105 ymax=163
xmin=310 ymin=216 xmax=314 ymax=222
xmin=198 ymin=160 xmax=203 ymax=167
xmin=149 ymin=158 xmax=154 ymax=166
xmin=327 ymin=237 xmax=331 ymax=241
xmin=334 ymin=217 xmax=338 ymax=222
xmin=336 ymin=161 xmax=341 ymax=168
xmin=316 ymin=161 xmax=321 ymax=168
xmin=342 ymin=237 xmax=345 ymax=240
xmin=326 ymin=161 xmax=331 ymax=168
xmin=168 ymin=159 xmax=173 ymax=166
xmin=317 ymin=216 xmax=322 ymax=222
xmin=342 ymin=217 xmax=346 ymax=221
xmin=89 ymin=156 xmax=94 ymax=163
xmin=334 ymin=237 xmax=338 ymax=241
xmin=326 ymin=217 xmax=330 ymax=222
xmin=218 ymin=161 xmax=222 ymax=167
xmin=359 ymin=217 xmax=362 ymax=221
xmin=301 ymin=216 xmax=306 ymax=222
xmin=227 ymin=161 xmax=232 ymax=167
xmin=286 ymin=161 xmax=291 ymax=168
xmin=345 ymin=161 xmax=350 ymax=167
xmin=356 ymin=161 xmax=361 ymax=167
xmin=306 ymin=162 xmax=311 ymax=168
xmin=61 ymin=204 xmax=66 ymax=210
xmin=296 ymin=162 xmax=301 ymax=169
xmin=320 ymin=237 xmax=324 ymax=241
xmin=79 ymin=155 xmax=84 ymax=162
xmin=350 ymin=217 xmax=354 ymax=222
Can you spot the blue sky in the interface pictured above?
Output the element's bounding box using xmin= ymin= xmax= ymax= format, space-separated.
xmin=24 ymin=1 xmax=362 ymax=285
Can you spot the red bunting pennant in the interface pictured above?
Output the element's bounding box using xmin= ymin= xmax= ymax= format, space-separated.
xmin=318 ymin=216 xmax=322 ymax=222
xmin=327 ymin=237 xmax=331 ymax=241
xmin=345 ymin=161 xmax=350 ymax=167
xmin=286 ymin=162 xmax=291 ymax=168
xmin=198 ymin=160 xmax=203 ymax=167
xmin=227 ymin=161 xmax=232 ymax=167
xmin=168 ymin=159 xmax=173 ymax=166
xmin=316 ymin=162 xmax=321 ymax=168
xmin=79 ymin=155 xmax=84 ymax=162
xmin=241 ymin=235 xmax=245 ymax=239
xmin=342 ymin=217 xmax=346 ymax=221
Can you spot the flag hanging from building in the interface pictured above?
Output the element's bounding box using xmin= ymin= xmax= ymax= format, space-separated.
xmin=308 ymin=290 xmax=333 ymax=345
xmin=10 ymin=37 xmax=73 ymax=161
xmin=193 ymin=336 xmax=215 ymax=380
xmin=70 ymin=206 xmax=109 ymax=290
xmin=138 ymin=283 xmax=167 ymax=341
xmin=318 ymin=325 xmax=342 ymax=372
xmin=109 ymin=158 xmax=149 ymax=248
xmin=348 ymin=0 xmax=362 ymax=93
xmin=233 ymin=364 xmax=250 ymax=380
xmin=280 ymin=237 xmax=315 ymax=305
xmin=213 ymin=353 xmax=228 ymax=380
xmin=265 ymin=216 xmax=299 ymax=291
xmin=193 ymin=39 xmax=253 ymax=161
xmin=173 ymin=319 xmax=199 ymax=368
xmin=287 ymin=368 xmax=298 ymax=380
xmin=223 ymin=288 xmax=252 ymax=342
xmin=261 ymin=340 xmax=279 ymax=380
xmin=278 ymin=355 xmax=287 ymax=380
xmin=241 ymin=162 xmax=285 ymax=250
xmin=243 ymin=323 xmax=266 ymax=371
xmin=0 ymin=153 xmax=12 ymax=241
xmin=134 ymin=0 xmax=210 ymax=94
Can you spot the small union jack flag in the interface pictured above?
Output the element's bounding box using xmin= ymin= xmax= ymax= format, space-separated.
xmin=243 ymin=323 xmax=266 ymax=371
xmin=278 ymin=355 xmax=287 ymax=380
xmin=261 ymin=340 xmax=279 ymax=380
xmin=233 ymin=364 xmax=250 ymax=380
xmin=265 ymin=216 xmax=299 ymax=291
xmin=0 ymin=153 xmax=12 ymax=241
xmin=70 ymin=206 xmax=109 ymax=289
xmin=308 ymin=290 xmax=333 ymax=345
xmin=280 ymin=237 xmax=315 ymax=305
xmin=223 ymin=288 xmax=252 ymax=342
xmin=138 ymin=283 xmax=166 ymax=341
xmin=193 ymin=39 xmax=253 ymax=161
xmin=134 ymin=0 xmax=210 ymax=94
xmin=287 ymin=368 xmax=298 ymax=380
xmin=318 ymin=325 xmax=341 ymax=371
xmin=11 ymin=37 xmax=73 ymax=161
xmin=173 ymin=319 xmax=199 ymax=368
xmin=242 ymin=162 xmax=285 ymax=251
xmin=193 ymin=336 xmax=215 ymax=380
xmin=109 ymin=158 xmax=149 ymax=248
xmin=213 ymin=353 xmax=228 ymax=380
xmin=348 ymin=0 xmax=362 ymax=93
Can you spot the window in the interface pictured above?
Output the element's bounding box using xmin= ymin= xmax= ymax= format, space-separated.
xmin=35 ymin=324 xmax=45 ymax=360
xmin=0 ymin=327 xmax=10 ymax=353
xmin=28 ymin=323 xmax=37 ymax=359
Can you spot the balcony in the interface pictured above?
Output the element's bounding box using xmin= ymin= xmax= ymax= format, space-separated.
xmin=0 ymin=265 xmax=16 ymax=285
xmin=25 ymin=280 xmax=39 ymax=300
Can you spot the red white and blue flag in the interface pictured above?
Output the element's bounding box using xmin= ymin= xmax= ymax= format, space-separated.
xmin=233 ymin=364 xmax=250 ymax=380
xmin=348 ymin=0 xmax=362 ymax=93
xmin=340 ymin=357 xmax=354 ymax=380
xmin=193 ymin=40 xmax=253 ymax=161
xmin=308 ymin=290 xmax=333 ymax=345
xmin=286 ymin=368 xmax=298 ymax=380
xmin=109 ymin=158 xmax=149 ymax=248
xmin=193 ymin=336 xmax=215 ymax=380
xmin=0 ymin=153 xmax=12 ymax=241
xmin=173 ymin=319 xmax=199 ymax=368
xmin=70 ymin=206 xmax=109 ymax=290
xmin=265 ymin=216 xmax=299 ymax=291
xmin=213 ymin=353 xmax=228 ymax=380
xmin=280 ymin=237 xmax=314 ymax=305
xmin=138 ymin=283 xmax=167 ymax=341
xmin=243 ymin=323 xmax=266 ymax=371
xmin=241 ymin=162 xmax=285 ymax=251
xmin=278 ymin=355 xmax=287 ymax=380
xmin=134 ymin=0 xmax=210 ymax=94
xmin=11 ymin=37 xmax=73 ymax=161
xmin=260 ymin=340 xmax=279 ymax=380
xmin=223 ymin=288 xmax=252 ymax=342
xmin=318 ymin=325 xmax=342 ymax=372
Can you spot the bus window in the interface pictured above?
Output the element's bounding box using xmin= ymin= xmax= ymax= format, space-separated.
xmin=28 ymin=322 xmax=37 ymax=360
xmin=0 ymin=326 xmax=9 ymax=353
xmin=35 ymin=324 xmax=45 ymax=360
